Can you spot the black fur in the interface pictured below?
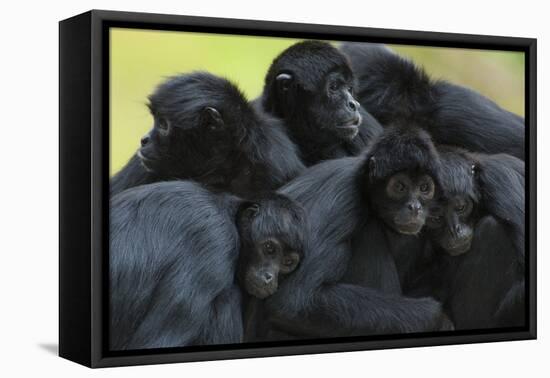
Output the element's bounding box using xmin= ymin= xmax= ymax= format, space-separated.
xmin=474 ymin=152 xmax=525 ymax=264
xmin=110 ymin=182 xmax=242 ymax=349
xmin=111 ymin=72 xmax=304 ymax=197
xmin=343 ymin=126 xmax=446 ymax=310
xmin=109 ymin=181 xmax=307 ymax=349
xmin=340 ymin=43 xmax=525 ymax=159
xmin=410 ymin=216 xmax=525 ymax=329
xmin=434 ymin=147 xmax=524 ymax=265
xmin=406 ymin=147 xmax=525 ymax=329
xmin=257 ymin=41 xmax=383 ymax=166
xmin=361 ymin=125 xmax=442 ymax=183
xmin=449 ymin=149 xmax=524 ymax=328
xmin=261 ymin=127 xmax=451 ymax=339
xmin=448 ymin=216 xmax=525 ymax=329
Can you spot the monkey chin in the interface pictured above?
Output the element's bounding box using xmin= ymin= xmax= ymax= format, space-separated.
xmin=136 ymin=150 xmax=155 ymax=173
xmin=335 ymin=116 xmax=362 ymax=140
xmin=444 ymin=240 xmax=472 ymax=256
xmin=244 ymin=280 xmax=278 ymax=299
xmin=335 ymin=124 xmax=359 ymax=140
xmin=392 ymin=221 xmax=424 ymax=236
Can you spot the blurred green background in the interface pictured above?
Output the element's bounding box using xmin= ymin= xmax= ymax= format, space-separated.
xmin=110 ymin=28 xmax=525 ymax=175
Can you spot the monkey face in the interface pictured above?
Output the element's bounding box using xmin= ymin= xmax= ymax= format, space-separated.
xmin=236 ymin=197 xmax=306 ymax=299
xmin=315 ymin=71 xmax=362 ymax=140
xmin=242 ymin=237 xmax=301 ymax=299
xmin=138 ymin=106 xmax=236 ymax=178
xmin=138 ymin=73 xmax=247 ymax=180
xmin=371 ymin=172 xmax=436 ymax=235
xmin=274 ymin=69 xmax=362 ymax=141
xmin=426 ymin=195 xmax=475 ymax=256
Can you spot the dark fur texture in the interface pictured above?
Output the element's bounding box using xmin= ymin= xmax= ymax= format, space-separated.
xmin=342 ymin=126 xmax=445 ymax=311
xmin=111 ymin=72 xmax=304 ymax=197
xmin=110 ymin=182 xmax=242 ymax=350
xmin=258 ymin=41 xmax=383 ymax=166
xmin=261 ymin=127 xmax=451 ymax=339
xmin=340 ymin=43 xmax=525 ymax=159
xmin=109 ymin=181 xmax=307 ymax=349
xmin=432 ymin=147 xmax=524 ymax=265
xmin=409 ymin=216 xmax=525 ymax=329
xmin=406 ymin=147 xmax=525 ymax=329
xmin=448 ymin=216 xmax=525 ymax=328
xmin=449 ymin=149 xmax=524 ymax=328
xmin=474 ymin=152 xmax=525 ymax=264
xmin=361 ymin=126 xmax=442 ymax=183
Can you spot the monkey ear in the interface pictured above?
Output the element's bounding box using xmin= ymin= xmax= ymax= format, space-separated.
xmin=202 ymin=107 xmax=225 ymax=130
xmin=276 ymin=73 xmax=293 ymax=92
xmin=242 ymin=202 xmax=260 ymax=219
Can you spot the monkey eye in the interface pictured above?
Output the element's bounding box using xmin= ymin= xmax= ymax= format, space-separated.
xmin=329 ymin=81 xmax=339 ymax=92
xmin=420 ymin=183 xmax=430 ymax=192
xmin=395 ymin=182 xmax=406 ymax=192
xmin=283 ymin=257 xmax=294 ymax=266
xmin=429 ymin=215 xmax=443 ymax=224
xmin=456 ymin=204 xmax=466 ymax=213
xmin=348 ymin=86 xmax=354 ymax=94
xmin=263 ymin=241 xmax=276 ymax=255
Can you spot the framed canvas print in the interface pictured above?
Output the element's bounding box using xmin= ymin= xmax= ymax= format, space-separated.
xmin=59 ymin=10 xmax=536 ymax=368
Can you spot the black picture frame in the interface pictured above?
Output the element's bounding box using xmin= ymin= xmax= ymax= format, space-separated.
xmin=59 ymin=9 xmax=537 ymax=368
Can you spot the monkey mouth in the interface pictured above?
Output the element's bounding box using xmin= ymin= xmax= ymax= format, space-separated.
xmin=393 ymin=221 xmax=423 ymax=235
xmin=247 ymin=286 xmax=276 ymax=299
xmin=137 ymin=150 xmax=155 ymax=172
xmin=444 ymin=239 xmax=472 ymax=256
xmin=337 ymin=116 xmax=362 ymax=129
xmin=336 ymin=118 xmax=361 ymax=139
xmin=245 ymin=280 xmax=278 ymax=299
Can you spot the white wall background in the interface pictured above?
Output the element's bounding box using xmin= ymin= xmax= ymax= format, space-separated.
xmin=0 ymin=0 xmax=547 ymax=376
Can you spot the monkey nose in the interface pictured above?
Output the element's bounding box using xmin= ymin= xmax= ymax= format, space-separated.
xmin=408 ymin=203 xmax=421 ymax=215
xmin=263 ymin=272 xmax=274 ymax=284
xmin=454 ymin=225 xmax=463 ymax=237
